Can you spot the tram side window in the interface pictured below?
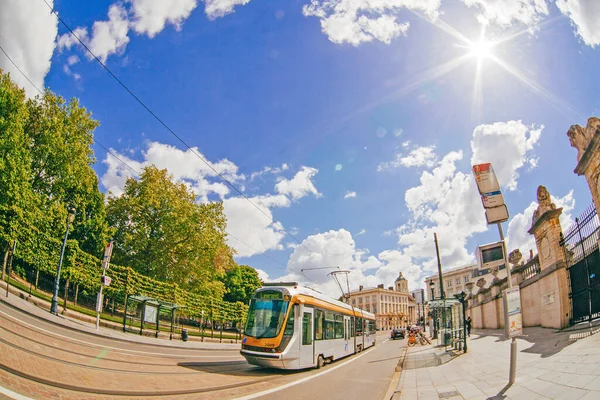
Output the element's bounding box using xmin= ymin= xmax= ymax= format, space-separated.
xmin=368 ymin=320 xmax=376 ymax=334
xmin=334 ymin=314 xmax=344 ymax=339
xmin=350 ymin=317 xmax=355 ymax=337
xmin=324 ymin=312 xmax=335 ymax=339
xmin=302 ymin=312 xmax=313 ymax=345
xmin=283 ymin=306 xmax=295 ymax=336
xmin=356 ymin=317 xmax=363 ymax=336
xmin=315 ymin=309 xmax=324 ymax=340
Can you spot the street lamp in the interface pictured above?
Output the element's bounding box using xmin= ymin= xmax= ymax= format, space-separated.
xmin=455 ymin=291 xmax=467 ymax=353
xmin=429 ymin=280 xmax=438 ymax=339
xmin=51 ymin=207 xmax=75 ymax=315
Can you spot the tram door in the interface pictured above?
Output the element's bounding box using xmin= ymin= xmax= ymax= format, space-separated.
xmin=299 ymin=308 xmax=314 ymax=366
xmin=344 ymin=317 xmax=351 ymax=356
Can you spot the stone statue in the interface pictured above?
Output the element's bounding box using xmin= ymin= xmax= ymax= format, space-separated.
xmin=532 ymin=185 xmax=556 ymax=225
xmin=567 ymin=116 xmax=600 ymax=162
xmin=508 ymin=249 xmax=523 ymax=266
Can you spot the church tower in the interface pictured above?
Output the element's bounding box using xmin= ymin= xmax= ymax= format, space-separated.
xmin=395 ymin=272 xmax=408 ymax=294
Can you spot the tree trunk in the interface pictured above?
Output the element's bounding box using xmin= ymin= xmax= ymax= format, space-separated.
xmin=74 ymin=283 xmax=79 ymax=305
xmin=35 ymin=269 xmax=40 ymax=290
xmin=1 ymin=247 xmax=9 ymax=281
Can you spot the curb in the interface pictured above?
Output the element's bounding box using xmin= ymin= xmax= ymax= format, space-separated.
xmin=384 ymin=343 xmax=409 ymax=400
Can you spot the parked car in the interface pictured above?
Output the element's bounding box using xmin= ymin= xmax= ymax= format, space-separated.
xmin=391 ymin=328 xmax=405 ymax=340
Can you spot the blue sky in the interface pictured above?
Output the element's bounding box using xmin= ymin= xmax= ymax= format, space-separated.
xmin=2 ymin=0 xmax=599 ymax=295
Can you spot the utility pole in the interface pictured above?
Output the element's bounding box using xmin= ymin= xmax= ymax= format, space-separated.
xmin=434 ymin=232 xmax=446 ymax=346
xmin=497 ymin=222 xmax=517 ymax=384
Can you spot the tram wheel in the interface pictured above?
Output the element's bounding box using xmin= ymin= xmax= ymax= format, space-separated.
xmin=316 ymin=355 xmax=325 ymax=369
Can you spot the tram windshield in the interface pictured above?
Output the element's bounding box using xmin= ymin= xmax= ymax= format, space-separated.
xmin=245 ymin=291 xmax=290 ymax=338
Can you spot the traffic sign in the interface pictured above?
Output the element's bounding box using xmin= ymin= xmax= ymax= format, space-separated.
xmin=482 ymin=191 xmax=505 ymax=208
xmin=102 ymin=242 xmax=114 ymax=269
xmin=485 ymin=205 xmax=509 ymax=224
xmin=473 ymin=163 xmax=500 ymax=194
xmin=101 ymin=275 xmax=111 ymax=286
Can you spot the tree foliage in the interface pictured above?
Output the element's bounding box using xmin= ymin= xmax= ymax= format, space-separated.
xmin=106 ymin=166 xmax=233 ymax=297
xmin=222 ymin=265 xmax=262 ymax=304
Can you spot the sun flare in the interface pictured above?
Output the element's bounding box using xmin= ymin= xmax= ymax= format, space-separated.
xmin=468 ymin=37 xmax=494 ymax=60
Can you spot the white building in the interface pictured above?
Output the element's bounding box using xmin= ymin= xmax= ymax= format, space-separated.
xmin=345 ymin=272 xmax=413 ymax=330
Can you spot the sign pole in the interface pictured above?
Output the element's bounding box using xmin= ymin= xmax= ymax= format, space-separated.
xmin=96 ymin=242 xmax=113 ymax=330
xmin=498 ymin=222 xmax=517 ymax=384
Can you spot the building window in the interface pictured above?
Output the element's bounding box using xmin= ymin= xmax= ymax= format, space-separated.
xmin=352 ymin=299 xmax=356 ymax=305
xmin=464 ymin=276 xmax=469 ymax=283
xmin=456 ymin=278 xmax=460 ymax=285
xmin=358 ymin=298 xmax=362 ymax=303
xmin=448 ymin=280 xmax=452 ymax=287
xmin=373 ymin=306 xmax=377 ymax=313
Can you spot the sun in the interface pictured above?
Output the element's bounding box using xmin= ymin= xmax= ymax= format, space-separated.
xmin=468 ymin=37 xmax=494 ymax=61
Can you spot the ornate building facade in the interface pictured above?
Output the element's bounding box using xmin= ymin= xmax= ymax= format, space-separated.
xmin=345 ymin=272 xmax=412 ymax=330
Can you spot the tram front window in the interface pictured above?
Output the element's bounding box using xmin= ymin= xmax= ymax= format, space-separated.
xmin=245 ymin=296 xmax=289 ymax=339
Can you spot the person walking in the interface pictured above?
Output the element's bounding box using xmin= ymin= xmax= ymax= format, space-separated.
xmin=465 ymin=316 xmax=472 ymax=337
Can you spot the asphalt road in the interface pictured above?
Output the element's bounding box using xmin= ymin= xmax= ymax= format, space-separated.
xmin=253 ymin=334 xmax=405 ymax=400
xmin=0 ymin=298 xmax=403 ymax=400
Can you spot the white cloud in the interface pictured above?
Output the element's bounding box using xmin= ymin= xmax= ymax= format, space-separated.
xmin=223 ymin=195 xmax=287 ymax=257
xmin=0 ymin=0 xmax=58 ymax=97
xmin=88 ymin=3 xmax=131 ymax=62
xmin=302 ymin=0 xmax=440 ymax=46
xmin=461 ymin=0 xmax=549 ymax=28
xmin=556 ymin=0 xmax=600 ymax=47
xmin=63 ymin=64 xmax=81 ymax=81
xmin=128 ymin=0 xmax=198 ymax=37
xmin=378 ymin=145 xmax=437 ymax=170
xmin=67 ymin=55 xmax=80 ymax=65
xmin=357 ymin=229 xmax=366 ymax=235
xmin=470 ymin=120 xmax=543 ymax=191
xmin=382 ymin=120 xmax=544 ymax=288
xmin=394 ymin=128 xmax=404 ymax=137
xmin=204 ymin=0 xmax=251 ymax=20
xmin=506 ymin=189 xmax=575 ymax=258
xmin=344 ymin=191 xmax=357 ymax=199
xmin=255 ymin=268 xmax=270 ymax=282
xmin=275 ymin=166 xmax=321 ymax=200
xmin=376 ymin=127 xmax=388 ymax=138
xmin=58 ymin=4 xmax=130 ymax=63
xmin=100 ymin=141 xmax=242 ymax=200
xmin=266 ymin=229 xmax=425 ymax=295
xmin=250 ymin=163 xmax=289 ymax=180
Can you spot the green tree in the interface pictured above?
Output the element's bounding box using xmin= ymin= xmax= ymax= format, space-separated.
xmin=106 ymin=166 xmax=233 ymax=297
xmin=24 ymin=89 xmax=109 ymax=256
xmin=222 ymin=265 xmax=262 ymax=304
xmin=0 ymin=71 xmax=34 ymax=260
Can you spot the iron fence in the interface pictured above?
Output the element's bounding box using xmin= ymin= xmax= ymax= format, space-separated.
xmin=560 ymin=203 xmax=600 ymax=325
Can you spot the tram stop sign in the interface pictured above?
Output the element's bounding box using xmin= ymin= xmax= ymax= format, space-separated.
xmin=473 ymin=163 xmax=509 ymax=224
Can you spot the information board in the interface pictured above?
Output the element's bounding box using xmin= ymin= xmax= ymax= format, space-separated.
xmin=503 ymin=287 xmax=523 ymax=338
xmin=144 ymin=304 xmax=157 ymax=324
xmin=473 ymin=163 xmax=500 ymax=194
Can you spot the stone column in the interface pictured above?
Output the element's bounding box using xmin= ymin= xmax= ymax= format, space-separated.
xmin=568 ymin=117 xmax=600 ymax=212
xmin=527 ymin=186 xmax=569 ymax=328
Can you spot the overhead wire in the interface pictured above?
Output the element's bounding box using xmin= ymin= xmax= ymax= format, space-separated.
xmin=0 ymin=42 xmax=289 ymax=273
xmin=41 ymin=0 xmax=336 ymax=271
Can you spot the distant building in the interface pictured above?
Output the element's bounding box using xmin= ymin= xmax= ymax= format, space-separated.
xmin=345 ymin=272 xmax=412 ymax=330
xmin=424 ymin=261 xmax=508 ymax=300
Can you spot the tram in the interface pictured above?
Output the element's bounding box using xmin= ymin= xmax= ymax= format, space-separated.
xmin=240 ymin=283 xmax=376 ymax=369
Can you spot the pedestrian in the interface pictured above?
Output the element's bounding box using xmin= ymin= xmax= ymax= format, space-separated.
xmin=465 ymin=316 xmax=472 ymax=337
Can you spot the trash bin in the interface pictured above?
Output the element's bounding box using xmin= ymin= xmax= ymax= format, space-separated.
xmin=181 ymin=328 xmax=188 ymax=342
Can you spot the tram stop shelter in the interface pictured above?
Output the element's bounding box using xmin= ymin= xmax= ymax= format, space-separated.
xmin=428 ymin=298 xmax=466 ymax=351
xmin=122 ymin=295 xmax=186 ymax=339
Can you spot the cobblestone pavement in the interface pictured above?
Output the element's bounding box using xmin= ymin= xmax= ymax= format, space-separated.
xmin=394 ymin=326 xmax=600 ymax=399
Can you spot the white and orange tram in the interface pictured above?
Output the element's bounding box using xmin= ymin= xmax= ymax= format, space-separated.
xmin=240 ymin=283 xmax=376 ymax=369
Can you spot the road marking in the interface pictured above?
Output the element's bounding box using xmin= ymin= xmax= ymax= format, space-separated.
xmin=0 ymin=309 xmax=240 ymax=359
xmin=0 ymin=384 xmax=33 ymax=400
xmin=232 ymin=347 xmax=374 ymax=400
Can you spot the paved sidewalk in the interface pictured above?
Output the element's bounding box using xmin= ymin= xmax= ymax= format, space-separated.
xmin=0 ymin=280 xmax=239 ymax=351
xmin=394 ymin=326 xmax=600 ymax=399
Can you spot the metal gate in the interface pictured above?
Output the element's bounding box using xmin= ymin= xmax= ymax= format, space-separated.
xmin=560 ymin=204 xmax=600 ymax=325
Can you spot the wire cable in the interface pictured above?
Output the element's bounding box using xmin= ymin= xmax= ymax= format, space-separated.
xmin=0 ymin=42 xmax=290 ymax=273
xmin=0 ymin=43 xmax=141 ymax=177
xmin=41 ymin=0 xmax=335 ymax=270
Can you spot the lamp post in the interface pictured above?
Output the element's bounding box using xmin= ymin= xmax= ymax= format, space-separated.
xmin=51 ymin=207 xmax=75 ymax=315
xmin=455 ymin=291 xmax=467 ymax=353
xmin=429 ymin=280 xmax=438 ymax=339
